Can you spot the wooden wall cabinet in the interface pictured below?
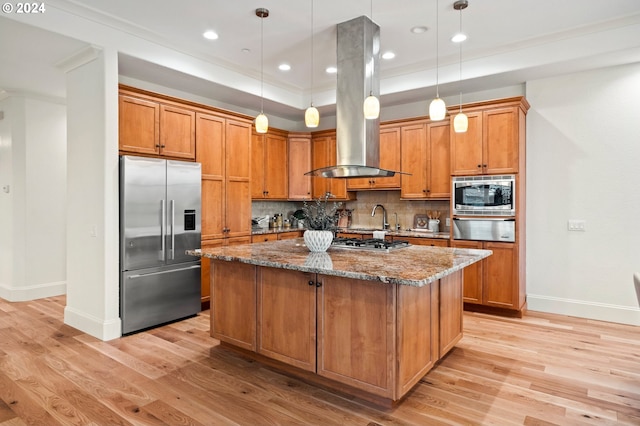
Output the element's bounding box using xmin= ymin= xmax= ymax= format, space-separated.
xmin=451 ymin=240 xmax=521 ymax=310
xmin=311 ymin=132 xmax=355 ymax=201
xmin=400 ymin=120 xmax=451 ymax=199
xmin=119 ymin=92 xmax=196 ymax=160
xmin=450 ymin=103 xmax=525 ymax=176
xmin=346 ymin=126 xmax=401 ymax=191
xmin=251 ymin=131 xmax=289 ymax=199
xmin=288 ymin=133 xmax=312 ymax=200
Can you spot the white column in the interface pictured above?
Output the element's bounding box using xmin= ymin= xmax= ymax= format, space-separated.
xmin=62 ymin=46 xmax=121 ymax=340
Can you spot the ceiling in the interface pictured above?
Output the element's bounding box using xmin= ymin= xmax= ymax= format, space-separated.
xmin=2 ymin=0 xmax=640 ymax=121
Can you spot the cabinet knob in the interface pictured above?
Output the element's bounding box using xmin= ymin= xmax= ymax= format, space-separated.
xmin=155 ymin=144 xmax=160 ymax=148
xmin=483 ymin=164 xmax=487 ymax=168
xmin=477 ymin=164 xmax=482 ymax=168
xmin=422 ymin=189 xmax=426 ymax=193
xmin=308 ymin=280 xmax=315 ymax=286
xmin=161 ymin=145 xmax=166 ymax=148
xmin=316 ymin=281 xmax=322 ymax=287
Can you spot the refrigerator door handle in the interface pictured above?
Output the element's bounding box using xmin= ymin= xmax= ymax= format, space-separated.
xmin=160 ymin=199 xmax=166 ymax=260
xmin=170 ymin=199 xmax=175 ymax=260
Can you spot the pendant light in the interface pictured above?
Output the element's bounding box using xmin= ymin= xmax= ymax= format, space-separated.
xmin=429 ymin=0 xmax=446 ymax=121
xmin=363 ymin=0 xmax=380 ymax=120
xmin=305 ymin=0 xmax=319 ymax=127
xmin=255 ymin=8 xmax=269 ymax=134
xmin=453 ymin=0 xmax=468 ymax=133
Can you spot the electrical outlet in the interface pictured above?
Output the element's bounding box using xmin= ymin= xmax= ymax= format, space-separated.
xmin=445 ymin=217 xmax=451 ymax=227
xmin=567 ymin=220 xmax=586 ymax=231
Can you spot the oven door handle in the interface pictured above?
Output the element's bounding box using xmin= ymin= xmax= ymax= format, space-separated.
xmin=453 ymin=218 xmax=515 ymax=221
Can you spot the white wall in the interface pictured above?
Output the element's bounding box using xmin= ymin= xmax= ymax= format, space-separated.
xmin=0 ymin=96 xmax=67 ymax=301
xmin=526 ymin=62 xmax=640 ymax=325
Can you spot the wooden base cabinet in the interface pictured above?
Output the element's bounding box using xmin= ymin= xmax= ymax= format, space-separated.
xmin=452 ymin=240 xmax=522 ymax=311
xmin=210 ymin=261 xmax=464 ymax=403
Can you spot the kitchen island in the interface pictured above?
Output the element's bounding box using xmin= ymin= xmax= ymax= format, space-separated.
xmin=187 ymin=238 xmax=491 ymax=406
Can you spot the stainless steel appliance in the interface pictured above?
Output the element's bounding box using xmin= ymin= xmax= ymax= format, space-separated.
xmin=452 ymin=218 xmax=515 ymax=242
xmin=120 ymin=155 xmax=201 ymax=334
xmin=332 ymin=238 xmax=410 ymax=252
xmin=452 ymin=175 xmax=515 ymax=216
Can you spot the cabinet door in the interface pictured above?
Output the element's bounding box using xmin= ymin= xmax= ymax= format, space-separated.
xmin=118 ymin=95 xmax=159 ymax=155
xmin=317 ymin=274 xmax=396 ymax=398
xmin=288 ymin=136 xmax=312 ymax=200
xmin=311 ymin=136 xmax=331 ymax=199
xmin=326 ymin=135 xmax=349 ymax=200
xmin=264 ymin=134 xmax=288 ymax=199
xmin=404 ymin=237 xmax=449 ymax=247
xmin=225 ymin=119 xmax=252 ymax=238
xmin=250 ymin=132 xmax=266 ymax=199
xmin=374 ymin=126 xmax=401 ymax=189
xmin=257 ymin=268 xmax=316 ymax=371
xmin=450 ymin=111 xmax=483 ymax=176
xmin=197 ymin=113 xmax=226 ymax=240
xmin=427 ymin=121 xmax=451 ymax=198
xmin=483 ymin=107 xmax=519 ymax=174
xmin=251 ymin=233 xmax=278 ymax=243
xmin=211 ymin=261 xmax=256 ymax=351
xmin=160 ymin=105 xmax=195 ymax=160
xmin=451 ymin=240 xmax=483 ymax=304
xmin=483 ymin=242 xmax=518 ymax=308
xmin=400 ymin=123 xmax=428 ymax=199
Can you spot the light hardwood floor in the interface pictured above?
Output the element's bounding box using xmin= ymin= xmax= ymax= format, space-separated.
xmin=0 ymin=295 xmax=638 ymax=425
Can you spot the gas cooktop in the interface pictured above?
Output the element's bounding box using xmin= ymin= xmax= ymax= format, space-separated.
xmin=331 ymin=237 xmax=410 ymax=252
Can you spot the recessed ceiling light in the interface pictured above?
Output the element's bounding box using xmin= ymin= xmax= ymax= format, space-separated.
xmin=411 ymin=26 xmax=428 ymax=34
xmin=326 ymin=66 xmax=337 ymax=74
xmin=382 ymin=51 xmax=395 ymax=60
xmin=203 ymin=30 xmax=219 ymax=40
xmin=452 ymin=33 xmax=467 ymax=43
xmin=278 ymin=63 xmax=291 ymax=71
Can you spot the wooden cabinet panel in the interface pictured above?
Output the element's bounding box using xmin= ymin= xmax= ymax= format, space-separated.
xmin=278 ymin=231 xmax=303 ymax=240
xmin=118 ymin=95 xmax=159 ymax=156
xmin=397 ymin=281 xmax=437 ymax=396
xmin=347 ymin=126 xmax=401 ymax=190
xmin=311 ymin=134 xmax=352 ymax=200
xmin=159 ymin=105 xmax=195 ymax=160
xmin=197 ymin=113 xmax=225 ymax=240
xmin=400 ymin=123 xmax=428 ymax=199
xmin=439 ymin=271 xmax=463 ymax=357
xmin=403 ymin=237 xmax=449 ymax=247
xmin=317 ymin=275 xmax=396 ymax=398
xmin=400 ymin=121 xmax=451 ymax=199
xmin=451 ymin=240 xmax=483 ymax=304
xmin=288 ymin=135 xmax=312 ymax=200
xmin=225 ymin=120 xmax=252 ymax=238
xmin=211 ymin=261 xmax=256 ymax=351
xmin=200 ymin=239 xmax=224 ymax=304
xmin=251 ymin=132 xmax=288 ymax=199
xmin=250 ymin=132 xmax=265 ymax=199
xmin=450 ymin=111 xmax=483 ymax=176
xmin=427 ymin=121 xmax=451 ymax=198
xmin=483 ymin=242 xmax=518 ymax=308
xmin=252 ymin=233 xmax=278 ymax=243
xmin=225 ymin=180 xmax=251 ymax=238
xmin=257 ymin=268 xmax=316 ymax=371
xmin=483 ymin=107 xmax=519 ymax=174
xmin=201 ymin=179 xmax=224 ymax=240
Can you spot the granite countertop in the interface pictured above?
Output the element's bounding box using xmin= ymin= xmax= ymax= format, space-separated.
xmin=251 ymin=227 xmax=304 ymax=235
xmin=188 ymin=238 xmax=490 ymax=287
xmin=252 ymin=227 xmax=450 ymax=240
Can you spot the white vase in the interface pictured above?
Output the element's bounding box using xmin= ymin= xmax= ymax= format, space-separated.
xmin=303 ymin=230 xmax=334 ymax=252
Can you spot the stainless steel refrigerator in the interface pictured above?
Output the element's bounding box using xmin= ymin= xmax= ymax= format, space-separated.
xmin=120 ymin=155 xmax=201 ymax=334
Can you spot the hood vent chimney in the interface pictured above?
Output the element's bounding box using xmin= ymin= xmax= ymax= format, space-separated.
xmin=306 ymin=16 xmax=401 ymax=178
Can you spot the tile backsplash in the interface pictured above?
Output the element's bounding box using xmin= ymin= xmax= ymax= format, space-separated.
xmin=251 ymin=191 xmax=450 ymax=232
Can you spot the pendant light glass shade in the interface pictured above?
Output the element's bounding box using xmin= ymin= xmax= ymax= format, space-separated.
xmin=429 ymin=0 xmax=446 ymax=121
xmin=453 ymin=111 xmax=468 ymax=133
xmin=305 ymin=104 xmax=319 ymax=128
xmin=255 ymin=8 xmax=269 ymax=134
xmin=429 ymin=98 xmax=447 ymax=121
xmin=363 ymin=93 xmax=380 ymax=119
xmin=255 ymin=112 xmax=269 ymax=133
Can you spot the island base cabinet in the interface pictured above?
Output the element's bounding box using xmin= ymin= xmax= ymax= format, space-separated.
xmin=317 ymin=275 xmax=396 ymax=398
xmin=211 ymin=261 xmax=256 ymax=351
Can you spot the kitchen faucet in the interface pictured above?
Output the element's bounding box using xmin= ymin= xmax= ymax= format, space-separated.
xmin=371 ymin=204 xmax=389 ymax=230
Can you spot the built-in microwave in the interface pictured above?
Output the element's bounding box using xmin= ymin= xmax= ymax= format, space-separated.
xmin=452 ymin=175 xmax=515 ymax=216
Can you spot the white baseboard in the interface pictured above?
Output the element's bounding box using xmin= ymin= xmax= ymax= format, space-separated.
xmin=527 ymin=294 xmax=640 ymax=326
xmin=64 ymin=305 xmax=122 ymax=341
xmin=0 ymin=281 xmax=66 ymax=302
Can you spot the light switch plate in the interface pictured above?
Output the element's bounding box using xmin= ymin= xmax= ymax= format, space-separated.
xmin=567 ymin=220 xmax=586 ymax=231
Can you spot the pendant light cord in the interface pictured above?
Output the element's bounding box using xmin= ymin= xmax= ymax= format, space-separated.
xmin=458 ymin=6 xmax=462 ymax=112
xmin=369 ymin=0 xmax=374 ymax=97
xmin=310 ymin=0 xmax=314 ymax=105
xmin=260 ymin=12 xmax=264 ymax=114
xmin=435 ymin=0 xmax=440 ymax=98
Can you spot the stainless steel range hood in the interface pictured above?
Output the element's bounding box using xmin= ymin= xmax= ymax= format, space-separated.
xmin=306 ymin=16 xmax=400 ymax=178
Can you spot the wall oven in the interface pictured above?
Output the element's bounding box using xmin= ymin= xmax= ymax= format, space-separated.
xmin=452 ymin=217 xmax=515 ymax=242
xmin=452 ymin=175 xmax=515 ymax=216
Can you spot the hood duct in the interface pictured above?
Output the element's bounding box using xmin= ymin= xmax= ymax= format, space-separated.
xmin=306 ymin=16 xmax=401 ymax=178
